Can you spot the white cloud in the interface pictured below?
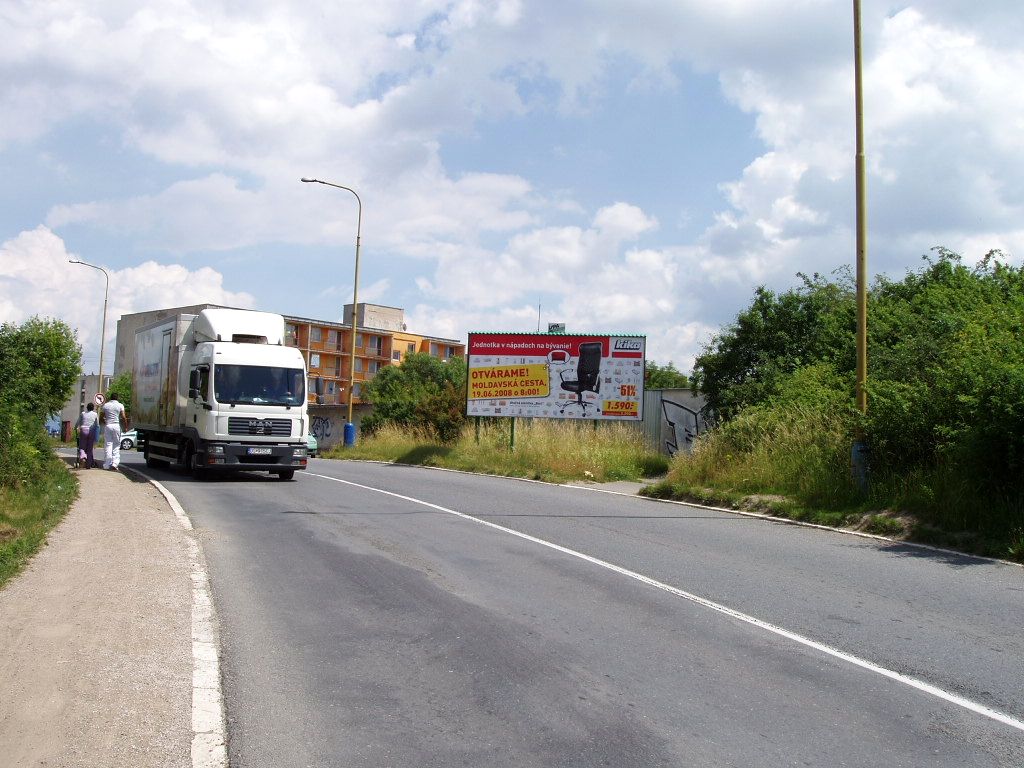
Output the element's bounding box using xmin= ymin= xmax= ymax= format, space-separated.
xmin=3 ymin=1 xmax=1023 ymax=374
xmin=0 ymin=227 xmax=254 ymax=371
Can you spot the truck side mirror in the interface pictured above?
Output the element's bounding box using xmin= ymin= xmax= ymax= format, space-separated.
xmin=189 ymin=387 xmax=200 ymax=399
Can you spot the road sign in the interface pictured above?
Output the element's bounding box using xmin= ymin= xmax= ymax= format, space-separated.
xmin=94 ymin=393 xmax=105 ymax=406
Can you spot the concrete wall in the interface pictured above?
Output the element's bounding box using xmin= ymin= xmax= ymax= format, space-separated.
xmin=343 ymin=303 xmax=405 ymax=333
xmin=307 ymin=404 xmax=373 ymax=450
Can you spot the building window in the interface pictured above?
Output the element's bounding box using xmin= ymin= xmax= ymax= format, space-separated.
xmin=445 ymin=346 xmax=454 ymax=360
xmin=355 ymin=333 xmax=363 ymax=349
xmin=327 ymin=329 xmax=338 ymax=346
xmin=430 ymin=342 xmax=438 ymax=356
xmin=370 ymin=336 xmax=383 ymax=355
xmin=407 ymin=342 xmax=416 ymax=353
xmin=354 ymin=358 xmax=363 ymax=373
xmin=327 ymin=380 xmax=336 ymax=395
xmin=310 ymin=353 xmax=320 ymax=369
xmin=392 ymin=351 xmax=402 ymax=361
xmin=334 ymin=357 xmax=341 ymax=375
xmin=285 ymin=324 xmax=298 ymax=346
xmin=368 ymin=360 xmax=380 ymax=374
xmin=311 ymin=327 xmax=322 ymax=343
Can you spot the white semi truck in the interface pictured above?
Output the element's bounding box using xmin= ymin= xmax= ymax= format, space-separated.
xmin=131 ymin=308 xmax=309 ymax=479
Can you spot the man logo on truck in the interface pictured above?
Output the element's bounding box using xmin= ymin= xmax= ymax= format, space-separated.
xmin=249 ymin=419 xmax=267 ymax=434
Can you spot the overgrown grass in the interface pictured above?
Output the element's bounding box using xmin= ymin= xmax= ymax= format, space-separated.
xmin=331 ymin=419 xmax=669 ymax=484
xmin=642 ymin=404 xmax=1024 ymax=561
xmin=0 ymin=456 xmax=77 ymax=588
xmin=643 ymin=402 xmax=859 ymax=506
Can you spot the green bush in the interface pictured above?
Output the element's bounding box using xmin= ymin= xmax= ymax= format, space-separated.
xmin=0 ymin=407 xmax=54 ymax=488
xmin=361 ymin=354 xmax=467 ymax=443
xmin=688 ymin=250 xmax=1024 ymax=549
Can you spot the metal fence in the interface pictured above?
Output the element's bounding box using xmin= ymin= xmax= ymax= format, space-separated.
xmin=640 ymin=389 xmax=711 ymax=456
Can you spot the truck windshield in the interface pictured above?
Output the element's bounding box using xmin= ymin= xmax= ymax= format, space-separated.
xmin=214 ymin=365 xmax=305 ymax=406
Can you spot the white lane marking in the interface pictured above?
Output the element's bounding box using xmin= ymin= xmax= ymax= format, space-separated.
xmin=307 ymin=471 xmax=1024 ymax=734
xmin=127 ymin=468 xmax=227 ymax=768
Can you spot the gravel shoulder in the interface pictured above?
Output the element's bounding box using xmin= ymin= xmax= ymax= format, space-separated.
xmin=0 ymin=463 xmax=192 ymax=768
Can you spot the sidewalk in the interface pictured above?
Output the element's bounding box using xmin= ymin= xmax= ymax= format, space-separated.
xmin=0 ymin=457 xmax=193 ymax=767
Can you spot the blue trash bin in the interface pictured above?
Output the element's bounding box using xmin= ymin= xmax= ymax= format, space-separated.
xmin=344 ymin=422 xmax=356 ymax=446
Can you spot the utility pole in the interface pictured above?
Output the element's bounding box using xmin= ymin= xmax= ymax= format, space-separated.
xmin=851 ymin=0 xmax=870 ymax=492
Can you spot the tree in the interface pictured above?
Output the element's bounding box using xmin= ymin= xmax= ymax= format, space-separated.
xmin=691 ymin=271 xmax=856 ymax=419
xmin=361 ymin=354 xmax=468 ymax=442
xmin=644 ymin=361 xmax=690 ymax=389
xmin=0 ymin=317 xmax=81 ymax=487
xmin=0 ymin=317 xmax=81 ymax=419
xmin=108 ymin=370 xmax=133 ymax=418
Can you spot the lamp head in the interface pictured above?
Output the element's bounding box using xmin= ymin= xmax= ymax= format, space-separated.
xmin=300 ymin=177 xmax=318 ymax=183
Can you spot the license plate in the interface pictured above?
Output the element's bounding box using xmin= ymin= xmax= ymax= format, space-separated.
xmin=247 ymin=447 xmax=272 ymax=455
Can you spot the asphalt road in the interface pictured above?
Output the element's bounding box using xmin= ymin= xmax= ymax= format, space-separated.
xmin=125 ymin=454 xmax=1024 ymax=767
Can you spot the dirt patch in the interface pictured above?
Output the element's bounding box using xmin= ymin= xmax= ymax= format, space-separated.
xmin=0 ymin=524 xmax=17 ymax=543
xmin=738 ymin=494 xmax=788 ymax=514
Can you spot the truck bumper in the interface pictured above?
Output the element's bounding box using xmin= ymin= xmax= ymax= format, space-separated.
xmin=199 ymin=443 xmax=308 ymax=472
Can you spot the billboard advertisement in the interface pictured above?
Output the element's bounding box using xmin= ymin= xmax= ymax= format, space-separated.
xmin=466 ymin=333 xmax=645 ymax=420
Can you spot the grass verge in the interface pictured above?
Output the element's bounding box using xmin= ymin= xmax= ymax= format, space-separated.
xmin=640 ymin=407 xmax=1024 ymax=563
xmin=329 ymin=420 xmax=669 ymax=484
xmin=0 ymin=457 xmax=77 ymax=589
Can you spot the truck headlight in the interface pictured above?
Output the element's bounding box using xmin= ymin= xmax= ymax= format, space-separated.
xmin=209 ymin=445 xmax=225 ymax=455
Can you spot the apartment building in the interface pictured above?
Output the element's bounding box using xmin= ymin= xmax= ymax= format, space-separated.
xmin=285 ymin=303 xmax=464 ymax=406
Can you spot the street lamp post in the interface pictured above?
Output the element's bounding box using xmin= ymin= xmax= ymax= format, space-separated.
xmin=69 ymin=259 xmax=110 ymax=403
xmin=301 ymin=177 xmax=362 ymax=446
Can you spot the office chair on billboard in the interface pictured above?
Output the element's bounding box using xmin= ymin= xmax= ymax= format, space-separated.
xmin=559 ymin=342 xmax=602 ymax=415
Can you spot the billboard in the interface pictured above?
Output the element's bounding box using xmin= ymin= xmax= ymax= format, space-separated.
xmin=466 ymin=333 xmax=645 ymax=420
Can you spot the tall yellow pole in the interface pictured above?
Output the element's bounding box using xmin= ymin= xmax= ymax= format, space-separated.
xmin=852 ymin=0 xmax=870 ymax=490
xmin=853 ymin=0 xmax=868 ymax=417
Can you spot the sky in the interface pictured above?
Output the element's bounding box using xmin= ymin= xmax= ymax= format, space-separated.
xmin=2 ymin=1 xmax=1023 ymax=376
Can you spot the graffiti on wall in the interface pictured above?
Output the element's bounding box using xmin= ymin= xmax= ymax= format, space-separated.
xmin=662 ymin=399 xmax=701 ymax=456
xmin=310 ymin=415 xmax=334 ymax=442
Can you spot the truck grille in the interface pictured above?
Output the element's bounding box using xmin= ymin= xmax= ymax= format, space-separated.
xmin=227 ymin=417 xmax=293 ymax=437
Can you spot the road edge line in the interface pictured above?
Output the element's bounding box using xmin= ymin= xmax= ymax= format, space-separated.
xmin=127 ymin=469 xmax=228 ymax=768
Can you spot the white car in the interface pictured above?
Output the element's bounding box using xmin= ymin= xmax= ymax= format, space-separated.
xmin=120 ymin=429 xmax=138 ymax=451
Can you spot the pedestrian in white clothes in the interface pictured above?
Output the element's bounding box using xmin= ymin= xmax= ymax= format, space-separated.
xmin=100 ymin=393 xmax=128 ymax=470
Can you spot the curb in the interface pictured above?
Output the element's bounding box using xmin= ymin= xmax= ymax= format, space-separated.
xmin=121 ymin=466 xmax=229 ymax=768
